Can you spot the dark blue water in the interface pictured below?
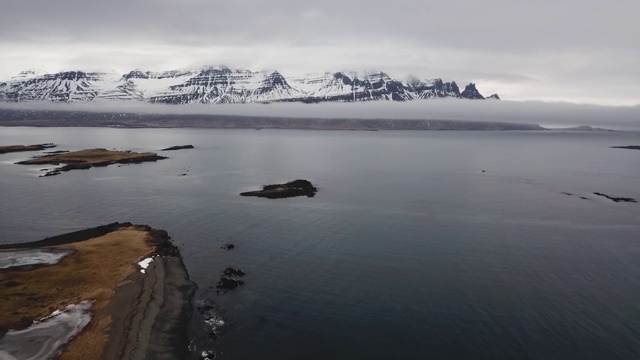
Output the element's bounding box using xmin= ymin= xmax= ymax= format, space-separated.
xmin=1 ymin=128 xmax=639 ymax=359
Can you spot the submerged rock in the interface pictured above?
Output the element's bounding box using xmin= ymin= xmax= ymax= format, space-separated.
xmin=220 ymin=243 xmax=234 ymax=250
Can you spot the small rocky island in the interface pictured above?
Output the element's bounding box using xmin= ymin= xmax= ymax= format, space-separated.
xmin=16 ymin=148 xmax=167 ymax=177
xmin=593 ymin=192 xmax=637 ymax=203
xmin=160 ymin=145 xmax=194 ymax=151
xmin=240 ymin=179 xmax=318 ymax=199
xmin=0 ymin=143 xmax=56 ymax=154
xmin=611 ymin=145 xmax=640 ymax=150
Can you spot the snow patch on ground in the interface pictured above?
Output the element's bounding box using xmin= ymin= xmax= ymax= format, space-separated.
xmin=138 ymin=257 xmax=154 ymax=273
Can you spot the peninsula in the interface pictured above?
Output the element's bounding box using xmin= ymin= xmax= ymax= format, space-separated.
xmin=0 ymin=222 xmax=195 ymax=360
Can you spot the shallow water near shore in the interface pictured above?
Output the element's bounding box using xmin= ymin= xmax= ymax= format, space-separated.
xmin=0 ymin=248 xmax=73 ymax=269
xmin=1 ymin=127 xmax=640 ymax=359
xmin=0 ymin=301 xmax=92 ymax=360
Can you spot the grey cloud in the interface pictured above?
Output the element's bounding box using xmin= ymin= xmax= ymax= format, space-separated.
xmin=0 ymin=0 xmax=638 ymax=105
xmin=1 ymin=1 xmax=638 ymax=51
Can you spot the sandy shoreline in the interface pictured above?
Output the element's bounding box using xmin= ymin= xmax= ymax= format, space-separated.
xmin=0 ymin=222 xmax=196 ymax=360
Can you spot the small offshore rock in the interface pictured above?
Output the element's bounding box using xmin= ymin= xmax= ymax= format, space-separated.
xmin=593 ymin=192 xmax=637 ymax=203
xmin=161 ymin=145 xmax=195 ymax=151
xmin=223 ymin=267 xmax=246 ymax=277
xmin=610 ymin=145 xmax=640 ymax=150
xmin=240 ymin=179 xmax=318 ymax=199
xmin=216 ymin=277 xmax=244 ymax=290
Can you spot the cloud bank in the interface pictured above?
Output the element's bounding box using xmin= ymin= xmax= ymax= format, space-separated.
xmin=3 ymin=100 xmax=639 ymax=130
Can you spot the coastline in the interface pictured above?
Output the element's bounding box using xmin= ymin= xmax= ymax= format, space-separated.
xmin=101 ymin=255 xmax=196 ymax=360
xmin=0 ymin=108 xmax=545 ymax=131
xmin=0 ymin=223 xmax=196 ymax=360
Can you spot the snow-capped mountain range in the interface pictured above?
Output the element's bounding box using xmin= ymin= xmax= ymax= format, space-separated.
xmin=0 ymin=67 xmax=500 ymax=104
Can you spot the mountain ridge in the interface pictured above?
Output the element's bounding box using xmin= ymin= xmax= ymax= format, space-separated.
xmin=0 ymin=67 xmax=499 ymax=105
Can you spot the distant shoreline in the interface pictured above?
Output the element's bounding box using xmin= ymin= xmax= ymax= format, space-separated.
xmin=0 ymin=108 xmax=545 ymax=131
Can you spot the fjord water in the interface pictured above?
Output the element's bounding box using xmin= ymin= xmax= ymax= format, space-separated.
xmin=1 ymin=127 xmax=639 ymax=359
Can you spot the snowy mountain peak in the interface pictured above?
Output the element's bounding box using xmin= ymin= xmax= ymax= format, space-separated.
xmin=11 ymin=69 xmax=47 ymax=80
xmin=0 ymin=67 xmax=499 ymax=104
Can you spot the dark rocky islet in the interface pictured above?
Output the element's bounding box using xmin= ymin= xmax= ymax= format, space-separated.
xmin=0 ymin=143 xmax=56 ymax=154
xmin=240 ymin=179 xmax=318 ymax=199
xmin=216 ymin=277 xmax=244 ymax=291
xmin=223 ymin=267 xmax=246 ymax=277
xmin=611 ymin=145 xmax=640 ymax=151
xmin=220 ymin=243 xmax=235 ymax=250
xmin=160 ymin=145 xmax=195 ymax=151
xmin=593 ymin=192 xmax=637 ymax=203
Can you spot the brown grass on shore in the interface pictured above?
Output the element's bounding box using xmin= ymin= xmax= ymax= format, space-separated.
xmin=0 ymin=228 xmax=155 ymax=360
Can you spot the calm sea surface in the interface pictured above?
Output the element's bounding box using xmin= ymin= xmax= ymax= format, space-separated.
xmin=1 ymin=127 xmax=639 ymax=359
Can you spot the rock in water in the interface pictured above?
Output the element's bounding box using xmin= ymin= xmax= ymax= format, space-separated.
xmin=223 ymin=267 xmax=246 ymax=277
xmin=216 ymin=277 xmax=244 ymax=290
xmin=160 ymin=145 xmax=195 ymax=151
xmin=240 ymin=179 xmax=318 ymax=199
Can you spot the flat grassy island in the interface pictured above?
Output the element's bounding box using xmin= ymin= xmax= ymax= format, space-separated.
xmin=0 ymin=223 xmax=194 ymax=360
xmin=16 ymin=148 xmax=167 ymax=177
xmin=0 ymin=143 xmax=57 ymax=154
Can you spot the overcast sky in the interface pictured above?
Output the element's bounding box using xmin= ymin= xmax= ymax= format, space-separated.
xmin=0 ymin=0 xmax=639 ymax=106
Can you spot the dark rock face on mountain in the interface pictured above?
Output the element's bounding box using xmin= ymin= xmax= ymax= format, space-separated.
xmin=0 ymin=67 xmax=499 ymax=104
xmin=406 ymin=78 xmax=461 ymax=99
xmin=0 ymin=71 xmax=104 ymax=102
xmin=460 ymin=83 xmax=485 ymax=99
